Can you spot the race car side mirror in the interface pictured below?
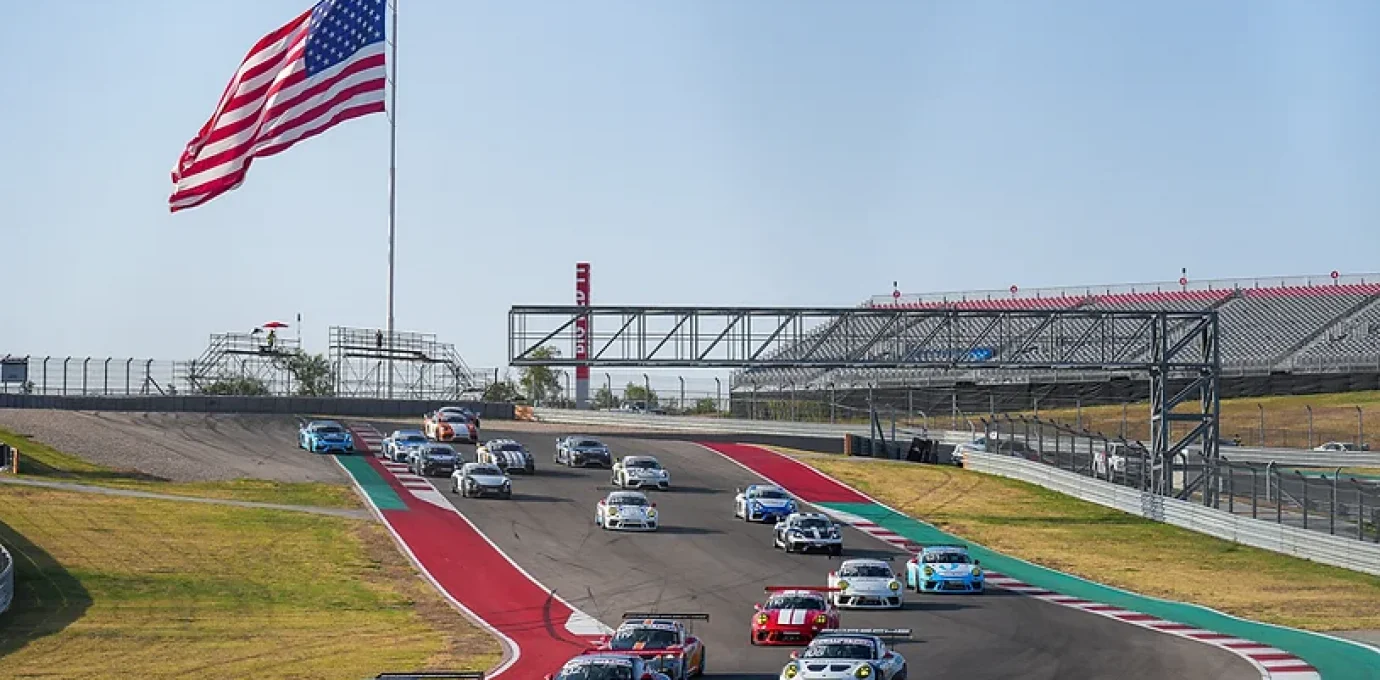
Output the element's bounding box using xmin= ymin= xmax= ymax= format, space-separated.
xmin=543 ymin=676 xmax=553 ymax=680
xmin=789 ymin=651 xmax=798 ymax=659
xmin=651 ymin=502 xmax=657 ymax=507
xmin=753 ymin=603 xmax=762 ymax=610
xmin=685 ymin=637 xmax=698 ymax=644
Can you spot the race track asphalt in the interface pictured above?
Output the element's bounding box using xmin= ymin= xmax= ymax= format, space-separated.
xmin=374 ymin=424 xmax=1259 ymax=680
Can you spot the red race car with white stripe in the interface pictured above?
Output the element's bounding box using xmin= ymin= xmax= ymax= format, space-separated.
xmin=749 ymin=586 xmax=842 ymax=646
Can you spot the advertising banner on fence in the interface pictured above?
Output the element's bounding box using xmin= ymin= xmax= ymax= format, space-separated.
xmin=575 ymin=262 xmax=591 ymax=408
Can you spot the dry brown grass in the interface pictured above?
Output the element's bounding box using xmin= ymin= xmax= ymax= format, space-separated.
xmin=0 ymin=485 xmax=500 ymax=679
xmin=795 ymin=455 xmax=1380 ymax=631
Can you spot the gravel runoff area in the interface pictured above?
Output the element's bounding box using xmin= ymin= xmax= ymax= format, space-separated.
xmin=0 ymin=410 xmax=348 ymax=484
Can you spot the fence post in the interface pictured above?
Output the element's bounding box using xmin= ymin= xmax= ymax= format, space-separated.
xmin=1250 ymin=466 xmax=1258 ymax=519
xmin=1331 ymin=467 xmax=1341 ymax=536
xmin=1226 ymin=459 xmax=1235 ymax=514
xmin=951 ymin=393 xmax=957 ymax=429
xmin=1269 ymin=462 xmax=1281 ymax=525
xmin=42 ymin=357 xmax=50 ymax=395
xmin=1298 ymin=471 xmax=1309 ymax=531
xmin=1076 ymin=397 xmax=1082 ymax=430
xmin=104 ymin=358 xmax=112 ymax=395
xmin=1355 ymin=480 xmax=1365 ymax=542
xmin=126 ymin=358 xmax=133 ymax=395
xmin=62 ymin=356 xmax=71 ymax=395
xmin=1358 ymin=406 xmax=1366 ymax=449
xmin=1120 ymin=402 xmax=1127 ymax=438
xmin=1258 ymin=403 xmax=1265 ymax=446
xmin=82 ymin=357 xmax=90 ymax=395
xmin=1306 ymin=405 xmax=1313 ymax=449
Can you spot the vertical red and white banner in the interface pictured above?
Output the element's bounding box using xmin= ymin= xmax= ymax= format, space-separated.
xmin=575 ymin=262 xmax=591 ymax=409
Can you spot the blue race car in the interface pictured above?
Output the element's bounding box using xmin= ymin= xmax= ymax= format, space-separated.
xmin=734 ymin=484 xmax=798 ymax=522
xmin=298 ymin=420 xmax=354 ymax=453
xmin=905 ymin=545 xmax=984 ymax=594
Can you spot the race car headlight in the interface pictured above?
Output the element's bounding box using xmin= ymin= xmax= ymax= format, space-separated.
xmin=854 ymin=665 xmax=873 ymax=678
xmin=923 ymin=566 xmax=935 ymax=577
xmin=783 ymin=662 xmax=799 ymax=679
xmin=606 ymin=507 xmax=618 ymax=516
xmin=756 ymin=613 xmax=768 ymax=625
xmin=751 ymin=501 xmax=762 ymax=511
xmin=835 ymin=580 xmax=849 ymax=591
xmin=888 ymin=580 xmax=901 ymax=591
xmin=971 ymin=566 xmax=983 ymax=577
xmin=813 ymin=614 xmax=826 ymax=625
xmin=647 ymin=509 xmax=657 ymax=518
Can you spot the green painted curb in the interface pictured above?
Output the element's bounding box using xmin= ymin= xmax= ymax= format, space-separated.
xmin=335 ymin=455 xmax=407 ymax=511
xmin=819 ymin=501 xmax=1380 ymax=680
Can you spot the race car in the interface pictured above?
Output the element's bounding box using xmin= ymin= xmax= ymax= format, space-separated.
xmin=596 ymin=491 xmax=659 ymax=531
xmin=773 ymin=512 xmax=843 ymax=555
xmin=904 ymin=545 xmax=984 ymax=594
xmin=298 ymin=420 xmax=354 ymax=453
xmin=382 ymin=428 xmax=428 ymax=462
xmin=750 ymin=586 xmax=842 ymax=646
xmin=437 ymin=405 xmax=481 ymax=430
xmin=555 ymin=435 xmax=613 ymax=467
xmin=612 ymin=455 xmax=671 ymax=490
xmin=423 ymin=409 xmax=478 ymax=444
xmin=734 ymin=484 xmax=798 ymax=522
xmin=778 ymin=628 xmax=912 ymax=680
xmin=826 ymin=559 xmax=904 ymax=609
xmin=408 ymin=444 xmax=460 ymax=477
xmin=476 ymin=439 xmax=536 ymax=474
xmin=544 ymin=651 xmax=674 ymax=680
xmin=594 ymin=612 xmax=709 ymax=678
xmin=451 ymin=462 xmax=512 ymax=498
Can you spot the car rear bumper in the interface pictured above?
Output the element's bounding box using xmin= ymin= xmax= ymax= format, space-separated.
xmin=604 ymin=519 xmax=658 ymax=531
xmin=787 ymin=538 xmax=842 ymax=552
xmin=752 ymin=625 xmax=824 ymax=645
xmin=313 ymin=442 xmax=352 ymax=452
xmin=622 ymin=478 xmax=670 ymax=490
xmin=418 ymin=464 xmax=455 ymax=476
xmin=465 ymin=485 xmax=510 ymax=498
xmin=569 ymin=455 xmax=610 ymax=467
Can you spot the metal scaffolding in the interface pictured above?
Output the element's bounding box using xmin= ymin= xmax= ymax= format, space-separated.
xmin=509 ymin=305 xmax=1222 ymax=501
xmin=181 ymin=332 xmax=302 ymax=395
xmin=329 ymin=326 xmax=479 ymax=399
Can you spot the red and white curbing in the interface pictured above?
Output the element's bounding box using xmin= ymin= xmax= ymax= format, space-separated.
xmin=347 ymin=423 xmax=454 ymax=510
xmin=826 ymin=510 xmax=1320 ymax=679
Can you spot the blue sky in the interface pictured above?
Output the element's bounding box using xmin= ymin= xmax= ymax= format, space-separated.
xmin=3 ymin=0 xmax=1379 ymax=378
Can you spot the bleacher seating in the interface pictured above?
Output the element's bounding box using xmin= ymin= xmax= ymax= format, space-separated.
xmin=735 ymin=276 xmax=1380 ymax=390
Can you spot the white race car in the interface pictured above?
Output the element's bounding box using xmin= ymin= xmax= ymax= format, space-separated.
xmin=612 ymin=455 xmax=671 ymax=491
xmin=778 ymin=629 xmax=912 ymax=680
xmin=827 ymin=559 xmax=904 ymax=609
xmin=382 ymin=428 xmax=429 ymax=462
xmin=734 ymin=484 xmax=798 ymax=522
xmin=596 ymin=491 xmax=660 ymax=531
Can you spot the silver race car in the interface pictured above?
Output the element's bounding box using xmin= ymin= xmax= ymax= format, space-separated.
xmin=773 ymin=512 xmax=843 ymax=555
xmin=382 ymin=428 xmax=428 ymax=463
xmin=555 ymin=435 xmax=613 ymax=467
xmin=451 ymin=462 xmax=512 ymax=499
xmin=612 ymin=455 xmax=671 ymax=490
xmin=596 ymin=491 xmax=660 ymax=531
xmin=779 ymin=629 xmax=912 ymax=680
xmin=827 ymin=559 xmax=904 ymax=609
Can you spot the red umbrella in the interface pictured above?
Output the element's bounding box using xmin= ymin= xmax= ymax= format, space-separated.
xmin=262 ymin=321 xmax=289 ymax=328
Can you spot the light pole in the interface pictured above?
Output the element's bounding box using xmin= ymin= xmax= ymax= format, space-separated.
xmin=714 ymin=377 xmax=722 ymax=413
xmin=605 ymin=372 xmax=612 ymax=408
xmin=679 ymin=375 xmax=685 ymax=413
xmin=644 ymin=373 xmax=651 ymax=411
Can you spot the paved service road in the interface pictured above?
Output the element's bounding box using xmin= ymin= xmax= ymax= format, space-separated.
xmin=385 ymin=426 xmax=1257 ymax=680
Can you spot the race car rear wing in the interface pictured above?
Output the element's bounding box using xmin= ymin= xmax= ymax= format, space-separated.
xmin=621 ymin=612 xmax=710 ymax=621
xmin=819 ymin=628 xmax=913 ymax=639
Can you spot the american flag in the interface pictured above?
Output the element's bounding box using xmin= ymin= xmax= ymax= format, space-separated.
xmin=169 ymin=0 xmax=388 ymax=212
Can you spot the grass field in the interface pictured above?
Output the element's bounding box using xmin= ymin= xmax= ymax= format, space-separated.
xmin=0 ymin=426 xmax=359 ymax=509
xmin=1015 ymin=390 xmax=1380 ymax=449
xmin=0 ymin=484 xmax=500 ymax=679
xmin=788 ymin=453 xmax=1380 ymax=632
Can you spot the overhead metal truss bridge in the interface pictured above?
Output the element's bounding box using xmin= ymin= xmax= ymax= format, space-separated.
xmin=510 ymin=305 xmax=1224 ymax=504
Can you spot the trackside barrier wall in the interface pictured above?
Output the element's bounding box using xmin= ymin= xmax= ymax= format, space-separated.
xmin=533 ymin=408 xmax=1380 ymax=467
xmin=0 ymin=395 xmax=515 ymax=420
xmin=0 ymin=542 xmax=12 ymax=617
xmin=964 ymin=450 xmax=1380 ymax=576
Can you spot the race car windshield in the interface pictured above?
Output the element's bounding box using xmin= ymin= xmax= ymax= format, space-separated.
xmin=426 ymin=448 xmax=455 ymax=458
xmin=839 ymin=564 xmax=892 ymax=578
xmin=315 ymin=426 xmax=343 ymax=434
xmin=496 ymin=443 xmax=523 ymax=451
xmin=555 ymin=662 xmax=636 ymax=680
xmin=626 ymin=459 xmax=660 ymax=469
xmin=924 ymin=552 xmax=971 ymax=564
xmin=610 ymin=495 xmax=648 ymax=506
xmin=577 ymin=440 xmax=604 ymax=448
xmin=794 ymin=518 xmax=830 ymax=530
xmin=766 ymin=596 xmax=825 ymax=610
xmin=609 ymin=627 xmax=678 ymax=649
xmin=400 ymin=434 xmax=426 ymax=442
xmin=751 ymin=489 xmax=789 ymax=499
xmin=468 ymin=465 xmax=501 ymax=475
xmin=802 ymin=642 xmax=875 ymax=660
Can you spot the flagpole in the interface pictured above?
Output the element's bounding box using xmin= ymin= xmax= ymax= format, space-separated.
xmin=386 ymin=0 xmax=398 ymax=399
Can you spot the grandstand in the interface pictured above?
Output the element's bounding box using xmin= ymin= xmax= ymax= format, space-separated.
xmin=730 ymin=273 xmax=1380 ymax=416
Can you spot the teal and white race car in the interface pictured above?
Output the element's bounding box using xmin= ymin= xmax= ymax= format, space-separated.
xmin=778 ymin=629 xmax=911 ymax=680
xmin=904 ymin=545 xmax=984 ymax=594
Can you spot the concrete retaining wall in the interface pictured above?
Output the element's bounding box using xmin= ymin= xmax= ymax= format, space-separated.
xmin=0 ymin=394 xmax=515 ymax=420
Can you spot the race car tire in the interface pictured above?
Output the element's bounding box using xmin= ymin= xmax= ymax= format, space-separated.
xmin=500 ymin=490 xmax=511 ymax=499
xmin=696 ymin=649 xmax=704 ymax=677
xmin=895 ymin=664 xmax=907 ymax=680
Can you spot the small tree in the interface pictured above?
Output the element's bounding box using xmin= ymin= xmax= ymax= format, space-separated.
xmin=692 ymin=397 xmax=717 ymax=415
xmin=203 ymin=376 xmax=270 ymax=396
xmin=622 ymin=382 xmax=658 ymax=407
xmin=483 ymin=380 xmax=523 ymax=403
xmin=276 ymin=349 xmax=335 ymax=396
xmin=593 ymin=385 xmax=620 ymax=409
xmin=519 ymin=346 xmax=563 ymax=405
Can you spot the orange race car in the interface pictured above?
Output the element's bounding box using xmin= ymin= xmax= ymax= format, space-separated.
xmin=423 ymin=409 xmax=478 ymax=444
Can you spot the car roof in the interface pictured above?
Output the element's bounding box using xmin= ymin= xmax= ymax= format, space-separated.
xmin=464 ymin=461 xmax=502 ymax=470
xmin=746 ymin=484 xmax=786 ymax=492
xmin=789 ymin=512 xmax=829 ymax=520
xmin=424 ymin=444 xmax=457 ymax=451
xmin=768 ymin=590 xmax=826 ymax=600
xmin=606 ymin=491 xmax=648 ymax=501
xmin=921 ymin=544 xmax=969 ymax=553
xmin=624 ymin=455 xmax=658 ymax=462
xmin=618 ymin=619 xmax=683 ymax=631
xmin=839 ymin=558 xmax=890 ymax=568
xmin=393 ymin=429 xmax=424 ymax=435
xmin=308 ymin=420 xmax=342 ymax=427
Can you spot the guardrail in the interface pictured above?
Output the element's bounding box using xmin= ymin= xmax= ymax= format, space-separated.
xmin=964 ymin=450 xmax=1380 ymax=576
xmin=0 ymin=394 xmax=515 ymax=420
xmin=0 ymin=541 xmax=13 ymax=617
xmin=533 ymin=409 xmax=1380 ymax=467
